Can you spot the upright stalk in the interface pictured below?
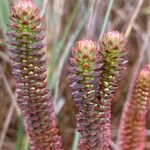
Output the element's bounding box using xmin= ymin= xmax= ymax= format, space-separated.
xmin=118 ymin=65 xmax=150 ymax=150
xmin=69 ymin=40 xmax=101 ymax=149
xmin=7 ymin=0 xmax=63 ymax=149
xmin=97 ymin=31 xmax=128 ymax=149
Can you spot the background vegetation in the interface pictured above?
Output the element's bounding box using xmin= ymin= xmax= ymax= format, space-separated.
xmin=0 ymin=0 xmax=150 ymax=149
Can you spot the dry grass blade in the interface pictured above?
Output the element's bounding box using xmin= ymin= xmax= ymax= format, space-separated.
xmin=120 ymin=0 xmax=147 ymax=113
xmin=125 ymin=0 xmax=144 ymax=38
xmin=40 ymin=0 xmax=49 ymax=17
xmin=86 ymin=0 xmax=98 ymax=39
xmin=0 ymin=69 xmax=19 ymax=112
xmin=110 ymin=141 xmax=118 ymax=150
xmin=0 ymin=104 xmax=14 ymax=150
xmin=113 ymin=5 xmax=145 ymax=41
xmin=124 ymin=28 xmax=150 ymax=109
xmin=0 ymin=70 xmax=19 ymax=150
xmin=0 ymin=51 xmax=10 ymax=63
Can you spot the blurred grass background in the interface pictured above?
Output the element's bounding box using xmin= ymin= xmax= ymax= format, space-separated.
xmin=0 ymin=0 xmax=150 ymax=149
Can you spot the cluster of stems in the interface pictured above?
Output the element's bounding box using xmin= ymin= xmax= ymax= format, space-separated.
xmin=69 ymin=31 xmax=128 ymax=149
xmin=7 ymin=0 xmax=63 ymax=149
xmin=118 ymin=65 xmax=150 ymax=150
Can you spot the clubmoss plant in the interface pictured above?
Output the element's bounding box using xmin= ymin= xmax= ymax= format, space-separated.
xmin=7 ymin=0 xmax=63 ymax=149
xmin=118 ymin=65 xmax=150 ymax=150
xmin=69 ymin=40 xmax=101 ymax=149
xmin=97 ymin=31 xmax=128 ymax=149
xmin=69 ymin=32 xmax=128 ymax=150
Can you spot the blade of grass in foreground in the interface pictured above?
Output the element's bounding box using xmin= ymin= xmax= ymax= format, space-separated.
xmin=0 ymin=0 xmax=9 ymax=39
xmin=72 ymin=131 xmax=80 ymax=150
xmin=15 ymin=117 xmax=24 ymax=150
xmin=23 ymin=136 xmax=30 ymax=150
xmin=99 ymin=0 xmax=113 ymax=41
